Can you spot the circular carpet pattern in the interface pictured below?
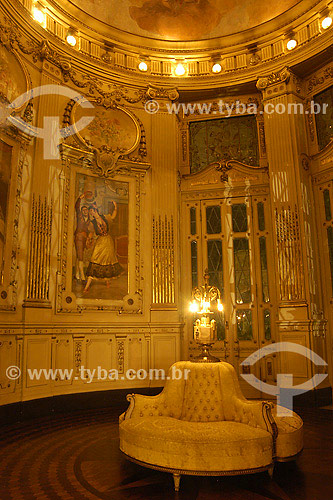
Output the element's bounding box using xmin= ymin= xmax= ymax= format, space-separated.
xmin=0 ymin=408 xmax=332 ymax=499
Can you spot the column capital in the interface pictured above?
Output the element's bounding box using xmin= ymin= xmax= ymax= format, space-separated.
xmin=256 ymin=66 xmax=304 ymax=99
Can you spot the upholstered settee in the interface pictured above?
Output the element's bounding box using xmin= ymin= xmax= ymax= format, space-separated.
xmin=119 ymin=361 xmax=303 ymax=491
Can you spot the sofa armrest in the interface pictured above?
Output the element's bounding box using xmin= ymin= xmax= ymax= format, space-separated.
xmin=122 ymin=392 xmax=169 ymax=421
xmin=232 ymin=398 xmax=278 ymax=451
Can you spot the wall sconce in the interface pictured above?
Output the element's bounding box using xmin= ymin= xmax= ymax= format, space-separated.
xmin=175 ymin=62 xmax=186 ymax=76
xmin=138 ymin=60 xmax=148 ymax=72
xmin=32 ymin=4 xmax=45 ymax=25
xmin=189 ymin=269 xmax=223 ymax=363
xmin=321 ymin=16 xmax=332 ymax=29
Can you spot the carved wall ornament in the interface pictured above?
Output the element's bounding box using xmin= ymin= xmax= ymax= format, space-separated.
xmin=249 ymin=52 xmax=261 ymax=66
xmin=66 ymin=98 xmax=143 ymax=177
xmin=117 ymin=340 xmax=125 ymax=374
xmin=307 ymin=66 xmax=332 ymax=93
xmin=74 ymin=340 xmax=83 ymax=375
xmin=258 ymin=120 xmax=266 ymax=155
xmin=212 ymin=159 xmax=233 ymax=182
xmin=305 ymin=98 xmax=315 ymax=142
xmin=211 ymin=159 xmax=266 ymax=183
xmin=300 ymin=153 xmax=310 ymax=171
xmin=256 ymin=67 xmax=291 ymax=90
xmin=146 ymin=85 xmax=179 ymax=102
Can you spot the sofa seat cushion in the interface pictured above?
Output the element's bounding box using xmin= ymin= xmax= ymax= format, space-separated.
xmin=120 ymin=416 xmax=273 ymax=472
xmin=273 ymin=406 xmax=303 ymax=459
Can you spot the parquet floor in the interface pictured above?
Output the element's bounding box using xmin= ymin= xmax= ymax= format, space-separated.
xmin=0 ymin=407 xmax=332 ymax=499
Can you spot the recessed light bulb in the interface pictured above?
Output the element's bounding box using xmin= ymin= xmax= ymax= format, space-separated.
xmin=138 ymin=61 xmax=148 ymax=72
xmin=175 ymin=63 xmax=186 ymax=76
xmin=322 ymin=16 xmax=332 ymax=29
xmin=287 ymin=39 xmax=297 ymax=50
xmin=66 ymin=34 xmax=77 ymax=47
xmin=33 ymin=7 xmax=45 ymax=24
xmin=212 ymin=63 xmax=222 ymax=73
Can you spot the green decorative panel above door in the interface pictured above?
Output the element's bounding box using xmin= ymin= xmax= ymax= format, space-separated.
xmin=189 ymin=115 xmax=259 ymax=174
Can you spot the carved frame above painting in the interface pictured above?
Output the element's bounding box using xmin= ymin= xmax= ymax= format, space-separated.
xmin=57 ymin=97 xmax=150 ymax=314
xmin=63 ymin=97 xmax=147 ymax=178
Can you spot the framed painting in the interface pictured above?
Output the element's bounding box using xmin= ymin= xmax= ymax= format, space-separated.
xmin=57 ymin=149 xmax=148 ymax=313
xmin=72 ymin=173 xmax=129 ymax=300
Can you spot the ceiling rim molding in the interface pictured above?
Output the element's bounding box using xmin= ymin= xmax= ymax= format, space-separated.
xmin=1 ymin=0 xmax=332 ymax=90
xmin=41 ymin=0 xmax=323 ymax=51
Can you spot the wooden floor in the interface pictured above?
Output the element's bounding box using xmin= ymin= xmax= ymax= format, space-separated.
xmin=0 ymin=407 xmax=332 ymax=499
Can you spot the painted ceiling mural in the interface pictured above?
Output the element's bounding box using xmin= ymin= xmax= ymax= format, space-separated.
xmin=67 ymin=0 xmax=300 ymax=40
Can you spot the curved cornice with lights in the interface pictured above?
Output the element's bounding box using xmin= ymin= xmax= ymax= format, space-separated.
xmin=1 ymin=0 xmax=333 ymax=90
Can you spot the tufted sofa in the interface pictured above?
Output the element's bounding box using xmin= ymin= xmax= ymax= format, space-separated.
xmin=119 ymin=361 xmax=303 ymax=491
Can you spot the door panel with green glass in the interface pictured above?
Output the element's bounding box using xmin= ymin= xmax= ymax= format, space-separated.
xmin=184 ymin=195 xmax=276 ymax=397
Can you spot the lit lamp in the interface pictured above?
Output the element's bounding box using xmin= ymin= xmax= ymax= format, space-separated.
xmin=189 ymin=269 xmax=223 ymax=363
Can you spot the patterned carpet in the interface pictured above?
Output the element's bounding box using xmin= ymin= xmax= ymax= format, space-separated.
xmin=0 ymin=407 xmax=332 ymax=499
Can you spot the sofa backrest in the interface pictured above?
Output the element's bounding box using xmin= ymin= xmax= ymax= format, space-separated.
xmin=168 ymin=361 xmax=245 ymax=422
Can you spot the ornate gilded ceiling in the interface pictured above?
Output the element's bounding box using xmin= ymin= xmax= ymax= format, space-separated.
xmin=66 ymin=0 xmax=300 ymax=41
xmin=0 ymin=0 xmax=331 ymax=89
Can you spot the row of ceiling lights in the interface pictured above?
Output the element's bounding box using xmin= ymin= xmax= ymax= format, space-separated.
xmin=32 ymin=3 xmax=332 ymax=75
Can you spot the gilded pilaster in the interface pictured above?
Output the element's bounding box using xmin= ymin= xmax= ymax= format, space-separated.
xmin=150 ymin=105 xmax=179 ymax=317
xmin=257 ymin=67 xmax=329 ymax=387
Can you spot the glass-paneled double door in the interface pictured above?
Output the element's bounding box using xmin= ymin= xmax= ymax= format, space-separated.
xmin=183 ymin=195 xmax=277 ymax=397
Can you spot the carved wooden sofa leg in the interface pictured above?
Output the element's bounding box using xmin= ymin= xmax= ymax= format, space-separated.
xmin=173 ymin=473 xmax=181 ymax=492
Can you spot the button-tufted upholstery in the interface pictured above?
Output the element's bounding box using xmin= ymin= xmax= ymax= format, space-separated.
xmin=119 ymin=361 xmax=303 ymax=491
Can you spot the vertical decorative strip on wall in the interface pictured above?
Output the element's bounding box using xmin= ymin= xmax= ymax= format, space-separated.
xmin=26 ymin=196 xmax=53 ymax=304
xmin=152 ymin=215 xmax=175 ymax=304
xmin=275 ymin=205 xmax=305 ymax=301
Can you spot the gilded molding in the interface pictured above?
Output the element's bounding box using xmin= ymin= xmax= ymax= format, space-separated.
xmin=117 ymin=340 xmax=125 ymax=374
xmin=57 ymin=147 xmax=147 ymax=314
xmin=212 ymin=159 xmax=267 ymax=183
xmin=305 ymin=98 xmax=316 ymax=142
xmin=4 ymin=0 xmax=332 ymax=86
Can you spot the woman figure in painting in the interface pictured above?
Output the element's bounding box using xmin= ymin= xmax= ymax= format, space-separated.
xmin=83 ymin=201 xmax=123 ymax=293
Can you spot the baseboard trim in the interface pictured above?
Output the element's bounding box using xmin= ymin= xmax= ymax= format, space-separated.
xmin=293 ymin=386 xmax=332 ymax=407
xmin=0 ymin=387 xmax=163 ymax=426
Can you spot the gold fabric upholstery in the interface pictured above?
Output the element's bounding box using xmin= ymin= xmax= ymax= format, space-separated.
xmin=119 ymin=361 xmax=303 ymax=476
xmin=273 ymin=406 xmax=304 ymax=459
xmin=120 ymin=417 xmax=273 ymax=471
